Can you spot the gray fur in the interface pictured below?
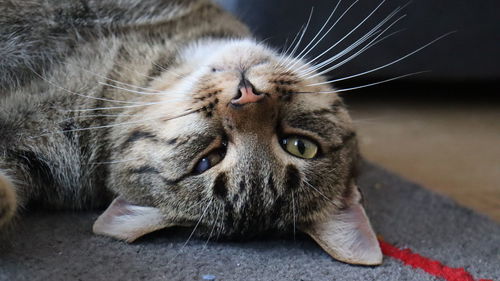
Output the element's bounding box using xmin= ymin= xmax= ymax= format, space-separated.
xmin=0 ymin=0 xmax=361 ymax=245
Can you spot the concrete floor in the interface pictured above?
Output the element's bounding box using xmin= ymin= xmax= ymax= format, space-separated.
xmin=345 ymin=85 xmax=500 ymax=222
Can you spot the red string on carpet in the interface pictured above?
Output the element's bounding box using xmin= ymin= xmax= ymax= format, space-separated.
xmin=378 ymin=239 xmax=494 ymax=281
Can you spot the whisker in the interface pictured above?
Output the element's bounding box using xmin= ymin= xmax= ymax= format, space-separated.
xmin=302 ymin=179 xmax=339 ymax=208
xmin=276 ymin=27 xmax=305 ymax=68
xmin=287 ymin=0 xmax=343 ymax=65
xmin=111 ymin=59 xmax=165 ymax=82
xmin=280 ymin=7 xmax=315 ymax=69
xmin=299 ymin=24 xmax=384 ymax=78
xmin=98 ymin=81 xmax=165 ymax=95
xmin=300 ymin=4 xmax=404 ymax=78
xmin=29 ymin=69 xmax=145 ymax=105
xmin=203 ymin=204 xmax=221 ymax=249
xmin=335 ymin=71 xmax=430 ymax=92
xmin=184 ymin=200 xmax=206 ymax=214
xmin=181 ymin=199 xmax=213 ymax=249
xmin=303 ymin=14 xmax=406 ymax=79
xmin=294 ymin=0 xmax=386 ymax=74
xmin=58 ymin=114 xmax=139 ymax=123
xmin=293 ymin=71 xmax=430 ymax=95
xmin=165 ymin=199 xmax=213 ymax=268
xmin=286 ymin=0 xmax=350 ymax=72
xmin=32 ymin=108 xmax=200 ymax=137
xmin=74 ymin=65 xmax=163 ymax=93
xmin=215 ymin=204 xmax=225 ymax=242
xmin=151 ymin=61 xmax=168 ymax=72
xmin=308 ymin=31 xmax=456 ymax=85
xmin=291 ymin=190 xmax=296 ymax=241
xmin=152 ymin=61 xmax=185 ymax=78
xmin=61 ymin=97 xmax=187 ymax=113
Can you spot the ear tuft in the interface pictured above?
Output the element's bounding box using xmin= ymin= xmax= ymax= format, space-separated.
xmin=93 ymin=196 xmax=171 ymax=242
xmin=302 ymin=187 xmax=383 ymax=265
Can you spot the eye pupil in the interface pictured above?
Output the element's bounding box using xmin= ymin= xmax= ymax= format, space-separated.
xmin=281 ymin=136 xmax=318 ymax=159
xmin=296 ymin=139 xmax=306 ymax=155
xmin=192 ymin=147 xmax=226 ymax=175
xmin=195 ymin=157 xmax=211 ymax=174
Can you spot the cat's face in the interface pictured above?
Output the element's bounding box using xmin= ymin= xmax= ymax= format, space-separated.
xmin=96 ymin=39 xmax=381 ymax=265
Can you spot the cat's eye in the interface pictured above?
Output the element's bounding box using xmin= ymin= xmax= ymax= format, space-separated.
xmin=193 ymin=145 xmax=227 ymax=174
xmin=281 ymin=136 xmax=318 ymax=159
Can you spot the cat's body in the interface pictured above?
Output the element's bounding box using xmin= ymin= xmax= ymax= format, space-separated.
xmin=0 ymin=0 xmax=382 ymax=265
xmin=0 ymin=0 xmax=248 ymax=208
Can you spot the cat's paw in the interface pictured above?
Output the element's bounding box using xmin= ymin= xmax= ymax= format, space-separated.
xmin=0 ymin=173 xmax=16 ymax=229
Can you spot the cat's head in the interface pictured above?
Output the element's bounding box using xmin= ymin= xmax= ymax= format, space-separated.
xmin=94 ymin=39 xmax=382 ymax=265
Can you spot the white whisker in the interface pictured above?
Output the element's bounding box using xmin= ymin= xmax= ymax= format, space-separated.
xmin=32 ymin=108 xmax=199 ymax=137
xmin=303 ymin=14 xmax=406 ymax=79
xmin=203 ymin=204 xmax=221 ymax=249
xmin=303 ymin=179 xmax=339 ymax=208
xmin=276 ymin=25 xmax=306 ymax=68
xmin=294 ymin=0 xmax=386 ymax=74
xmin=296 ymin=71 xmax=430 ymax=95
xmin=291 ymin=190 xmax=296 ymax=241
xmin=300 ymin=5 xmax=404 ymax=78
xmin=30 ymin=69 xmax=145 ymax=104
xmin=335 ymin=71 xmax=430 ymax=92
xmin=58 ymin=114 xmax=139 ymax=123
xmin=308 ymin=31 xmax=456 ymax=85
xmin=74 ymin=65 xmax=163 ymax=93
xmin=111 ymin=60 xmax=164 ymax=82
xmin=61 ymin=97 xmax=186 ymax=113
xmin=286 ymin=0 xmax=344 ymax=71
xmin=300 ymin=24 xmax=384 ymax=78
xmin=181 ymin=199 xmax=213 ymax=249
xmin=281 ymin=7 xmax=315 ymax=69
xmin=98 ymin=81 xmax=164 ymax=95
xmin=164 ymin=199 xmax=213 ymax=269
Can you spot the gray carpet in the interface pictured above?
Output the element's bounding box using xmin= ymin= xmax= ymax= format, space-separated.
xmin=1 ymin=162 xmax=498 ymax=281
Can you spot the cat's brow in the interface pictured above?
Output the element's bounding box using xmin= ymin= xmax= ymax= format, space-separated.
xmin=121 ymin=130 xmax=158 ymax=151
xmin=165 ymin=134 xmax=218 ymax=163
xmin=285 ymin=114 xmax=338 ymax=140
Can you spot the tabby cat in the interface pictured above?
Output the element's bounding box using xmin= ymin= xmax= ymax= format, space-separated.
xmin=0 ymin=0 xmax=382 ymax=265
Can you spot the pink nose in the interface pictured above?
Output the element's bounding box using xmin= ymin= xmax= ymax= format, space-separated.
xmin=231 ymin=85 xmax=264 ymax=105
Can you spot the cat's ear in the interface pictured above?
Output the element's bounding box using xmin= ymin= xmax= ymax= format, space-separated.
xmin=302 ymin=186 xmax=382 ymax=265
xmin=93 ymin=196 xmax=172 ymax=242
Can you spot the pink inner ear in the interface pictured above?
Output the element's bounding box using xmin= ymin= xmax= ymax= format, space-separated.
xmin=93 ymin=196 xmax=172 ymax=242
xmin=302 ymin=188 xmax=383 ymax=265
xmin=349 ymin=203 xmax=380 ymax=244
xmin=106 ymin=198 xmax=135 ymax=216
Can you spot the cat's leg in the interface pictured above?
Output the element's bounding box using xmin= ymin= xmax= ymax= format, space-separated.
xmin=0 ymin=171 xmax=16 ymax=228
xmin=0 ymin=103 xmax=110 ymax=231
xmin=0 ymin=152 xmax=40 ymax=231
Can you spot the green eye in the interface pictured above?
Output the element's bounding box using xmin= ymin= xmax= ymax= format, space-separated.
xmin=281 ymin=136 xmax=318 ymax=159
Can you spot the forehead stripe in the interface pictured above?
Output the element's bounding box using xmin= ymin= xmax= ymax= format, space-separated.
xmin=121 ymin=130 xmax=157 ymax=151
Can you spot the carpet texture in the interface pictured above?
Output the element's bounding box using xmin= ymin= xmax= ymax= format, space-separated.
xmin=0 ymin=162 xmax=498 ymax=281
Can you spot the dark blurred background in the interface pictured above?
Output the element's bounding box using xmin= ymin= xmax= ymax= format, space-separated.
xmin=216 ymin=0 xmax=500 ymax=221
xmin=216 ymin=0 xmax=499 ymax=81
